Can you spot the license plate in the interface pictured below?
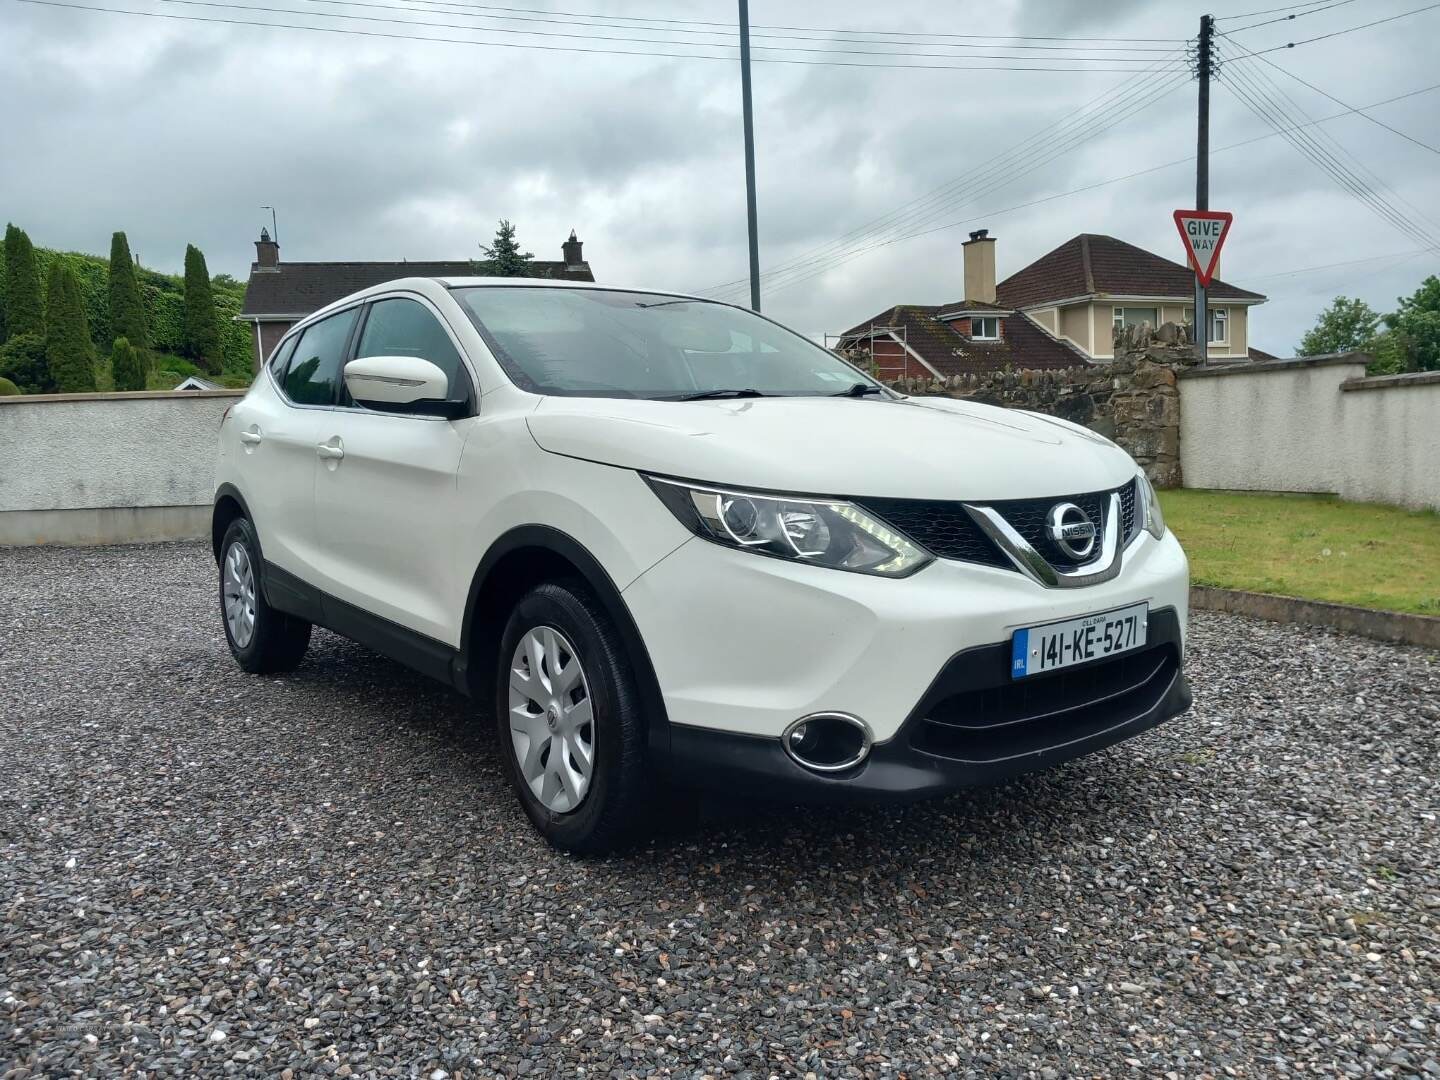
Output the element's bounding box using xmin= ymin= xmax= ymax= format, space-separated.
xmin=1010 ymin=602 xmax=1148 ymax=679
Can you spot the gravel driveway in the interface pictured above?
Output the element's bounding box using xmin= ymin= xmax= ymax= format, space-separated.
xmin=2 ymin=541 xmax=1437 ymax=1078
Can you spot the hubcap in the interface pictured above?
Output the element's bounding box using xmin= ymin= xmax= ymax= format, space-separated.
xmin=507 ymin=625 xmax=594 ymax=814
xmin=222 ymin=540 xmax=257 ymax=648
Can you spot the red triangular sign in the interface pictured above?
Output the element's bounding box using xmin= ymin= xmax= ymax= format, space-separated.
xmin=1173 ymin=209 xmax=1233 ymax=287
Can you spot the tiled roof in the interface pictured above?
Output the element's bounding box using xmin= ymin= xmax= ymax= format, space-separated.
xmin=995 ymin=233 xmax=1265 ymax=309
xmin=935 ymin=298 xmax=1010 ymax=315
xmin=241 ymin=259 xmax=594 ymax=318
xmin=838 ymin=305 xmax=1087 ymax=375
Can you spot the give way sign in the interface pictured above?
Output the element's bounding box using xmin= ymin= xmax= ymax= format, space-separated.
xmin=1173 ymin=209 xmax=1233 ymax=286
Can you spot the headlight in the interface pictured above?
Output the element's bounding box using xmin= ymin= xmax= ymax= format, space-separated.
xmin=644 ymin=476 xmax=932 ymax=577
xmin=1136 ymin=470 xmax=1165 ymax=540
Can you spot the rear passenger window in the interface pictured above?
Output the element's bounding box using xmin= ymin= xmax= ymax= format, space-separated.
xmin=283 ymin=308 xmax=358 ymax=406
xmin=353 ymin=298 xmax=470 ymax=405
xmin=268 ymin=335 xmax=297 ymax=376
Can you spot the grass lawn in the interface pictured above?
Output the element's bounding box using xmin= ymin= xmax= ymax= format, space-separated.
xmin=1159 ymin=489 xmax=1440 ymax=616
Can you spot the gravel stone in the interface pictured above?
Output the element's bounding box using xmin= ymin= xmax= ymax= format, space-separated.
xmin=2 ymin=541 xmax=1438 ymax=1077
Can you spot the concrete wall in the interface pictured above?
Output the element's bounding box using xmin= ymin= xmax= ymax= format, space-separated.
xmin=1179 ymin=356 xmax=1440 ymax=511
xmin=0 ymin=389 xmax=244 ymax=545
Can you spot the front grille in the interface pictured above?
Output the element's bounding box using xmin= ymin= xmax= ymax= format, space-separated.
xmin=858 ymin=477 xmax=1139 ymax=573
xmin=854 ymin=498 xmax=1009 ymax=568
xmin=911 ymin=643 xmax=1179 ymax=763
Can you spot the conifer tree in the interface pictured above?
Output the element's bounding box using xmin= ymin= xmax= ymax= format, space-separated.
xmin=182 ymin=244 xmax=221 ymax=372
xmin=110 ymin=335 xmax=149 ymax=392
xmin=45 ymin=260 xmax=97 ymax=393
xmin=108 ymin=231 xmax=149 ymax=352
xmin=3 ymin=224 xmax=45 ymax=340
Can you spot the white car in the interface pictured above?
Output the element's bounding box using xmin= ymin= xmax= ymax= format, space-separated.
xmin=214 ymin=277 xmax=1191 ymax=851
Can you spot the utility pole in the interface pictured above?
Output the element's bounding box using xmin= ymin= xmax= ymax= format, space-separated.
xmin=738 ymin=0 xmax=761 ymax=312
xmin=1193 ymin=14 xmax=1214 ymax=364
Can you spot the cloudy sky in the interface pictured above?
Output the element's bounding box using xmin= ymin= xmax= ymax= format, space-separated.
xmin=3 ymin=0 xmax=1437 ymax=354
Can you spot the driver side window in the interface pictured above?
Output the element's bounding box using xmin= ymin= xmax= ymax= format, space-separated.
xmin=352 ymin=297 xmax=471 ymax=407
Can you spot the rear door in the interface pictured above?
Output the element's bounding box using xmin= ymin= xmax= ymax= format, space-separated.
xmin=237 ymin=307 xmax=359 ymax=582
xmin=310 ymin=294 xmax=475 ymax=646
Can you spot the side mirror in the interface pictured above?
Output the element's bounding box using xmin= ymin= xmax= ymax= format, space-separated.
xmin=344 ymin=356 xmax=463 ymax=417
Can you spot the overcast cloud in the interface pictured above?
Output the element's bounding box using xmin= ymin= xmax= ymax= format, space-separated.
xmin=2 ymin=0 xmax=1437 ymax=353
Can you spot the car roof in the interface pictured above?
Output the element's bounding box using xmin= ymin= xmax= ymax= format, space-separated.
xmin=288 ymin=276 xmax=723 ymax=337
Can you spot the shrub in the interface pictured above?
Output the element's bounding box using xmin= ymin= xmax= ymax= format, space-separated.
xmin=110 ymin=335 xmax=149 ymax=392
xmin=3 ymin=225 xmax=44 ymax=341
xmin=0 ymin=332 xmax=52 ymax=394
xmin=0 ymin=376 xmax=20 ymax=395
xmin=45 ymin=260 xmax=97 ymax=393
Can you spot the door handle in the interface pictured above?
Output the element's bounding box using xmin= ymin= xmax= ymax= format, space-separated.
xmin=316 ymin=440 xmax=345 ymax=460
xmin=239 ymin=429 xmax=263 ymax=445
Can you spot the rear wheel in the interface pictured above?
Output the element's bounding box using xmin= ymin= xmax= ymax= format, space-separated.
xmin=219 ymin=518 xmax=311 ymax=674
xmin=496 ymin=580 xmax=648 ymax=853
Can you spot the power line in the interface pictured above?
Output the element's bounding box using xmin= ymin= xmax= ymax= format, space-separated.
xmin=1223 ymin=0 xmax=1360 ymax=33
xmin=1218 ymin=40 xmax=1440 ymax=237
xmin=699 ymin=57 xmax=1190 ymax=297
xmin=9 ymin=0 xmax=1190 ymax=70
xmin=703 ymin=82 xmax=1440 ymax=301
xmin=1219 ymin=58 xmax=1438 ymax=250
xmin=1244 ymin=248 xmax=1429 ymax=282
xmin=159 ymin=0 xmax=1185 ymax=62
xmin=1217 ymin=0 xmax=1352 ymax=18
xmin=347 ymin=0 xmax=1184 ymax=52
xmin=306 ymin=0 xmax=1183 ymax=43
xmin=1224 ymin=46 xmax=1440 ymax=154
xmin=706 ymin=69 xmax=1191 ymax=301
xmin=1225 ymin=1 xmax=1440 ymax=57
xmin=701 ymin=63 xmax=1187 ymax=299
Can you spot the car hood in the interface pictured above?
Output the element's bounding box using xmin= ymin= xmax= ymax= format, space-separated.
xmin=526 ymin=395 xmax=1136 ymax=501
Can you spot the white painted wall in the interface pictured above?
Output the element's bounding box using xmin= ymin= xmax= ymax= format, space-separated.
xmin=0 ymin=391 xmax=243 ymax=542
xmin=1179 ymin=356 xmax=1440 ymax=511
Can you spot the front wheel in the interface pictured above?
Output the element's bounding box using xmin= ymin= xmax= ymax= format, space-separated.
xmin=496 ymin=580 xmax=649 ymax=853
xmin=219 ymin=518 xmax=311 ymax=674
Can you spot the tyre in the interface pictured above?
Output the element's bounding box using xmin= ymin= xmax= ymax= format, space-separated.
xmin=496 ymin=580 xmax=649 ymax=853
xmin=219 ymin=517 xmax=312 ymax=674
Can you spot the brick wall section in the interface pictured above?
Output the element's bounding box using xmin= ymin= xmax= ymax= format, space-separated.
xmin=880 ymin=323 xmax=1196 ymax=487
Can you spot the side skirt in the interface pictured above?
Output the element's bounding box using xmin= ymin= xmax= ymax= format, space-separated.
xmin=263 ymin=562 xmax=466 ymax=694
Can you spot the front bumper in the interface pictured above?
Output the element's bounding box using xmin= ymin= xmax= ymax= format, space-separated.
xmin=665 ymin=607 xmax=1190 ymax=803
xmin=622 ymin=527 xmax=1191 ymax=802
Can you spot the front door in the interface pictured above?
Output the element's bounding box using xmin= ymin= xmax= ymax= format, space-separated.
xmin=310 ymin=295 xmax=475 ymax=646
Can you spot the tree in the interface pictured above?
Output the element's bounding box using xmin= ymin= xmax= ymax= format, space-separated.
xmin=1382 ymin=274 xmax=1440 ymax=372
xmin=182 ymin=244 xmax=221 ymax=372
xmin=108 ymin=231 xmax=149 ymax=353
xmin=0 ymin=376 xmax=19 ymax=395
xmin=477 ymin=219 xmax=534 ymax=277
xmin=45 ymin=260 xmax=97 ymax=393
xmin=0 ymin=334 xmax=50 ymax=394
xmin=3 ymin=224 xmax=44 ymax=341
xmin=1297 ymin=295 xmax=1382 ymax=357
xmin=110 ymin=335 xmax=149 ymax=392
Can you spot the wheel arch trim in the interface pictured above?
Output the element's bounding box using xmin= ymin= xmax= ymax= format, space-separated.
xmin=459 ymin=524 xmax=673 ymax=766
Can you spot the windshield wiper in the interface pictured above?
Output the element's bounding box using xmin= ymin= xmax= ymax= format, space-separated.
xmin=832 ymin=382 xmax=886 ymax=398
xmin=670 ymin=388 xmax=768 ymax=401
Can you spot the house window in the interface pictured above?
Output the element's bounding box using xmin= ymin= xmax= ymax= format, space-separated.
xmin=1112 ymin=306 xmax=1159 ymax=332
xmin=1183 ymin=305 xmax=1231 ymax=344
xmin=971 ymin=316 xmax=999 ymax=340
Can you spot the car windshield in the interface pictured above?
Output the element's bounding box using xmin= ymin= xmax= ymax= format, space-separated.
xmin=453 ymin=286 xmax=880 ymax=400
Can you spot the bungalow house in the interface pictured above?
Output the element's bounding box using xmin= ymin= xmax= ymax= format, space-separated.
xmin=836 ymin=229 xmax=1268 ymax=380
xmin=237 ymin=229 xmax=595 ymax=370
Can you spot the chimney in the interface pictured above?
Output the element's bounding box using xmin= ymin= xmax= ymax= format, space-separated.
xmin=255 ymin=227 xmax=279 ymax=270
xmin=562 ymin=229 xmax=583 ymax=269
xmin=963 ymin=228 xmax=996 ymax=304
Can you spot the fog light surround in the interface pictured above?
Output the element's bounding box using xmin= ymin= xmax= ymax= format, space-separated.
xmin=781 ymin=712 xmax=873 ymax=773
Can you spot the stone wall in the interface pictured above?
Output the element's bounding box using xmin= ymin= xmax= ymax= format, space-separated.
xmin=882 ymin=323 xmax=1196 ymax=487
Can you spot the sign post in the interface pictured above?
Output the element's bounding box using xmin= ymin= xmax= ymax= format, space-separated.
xmin=1173 ymin=209 xmax=1232 ymax=363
